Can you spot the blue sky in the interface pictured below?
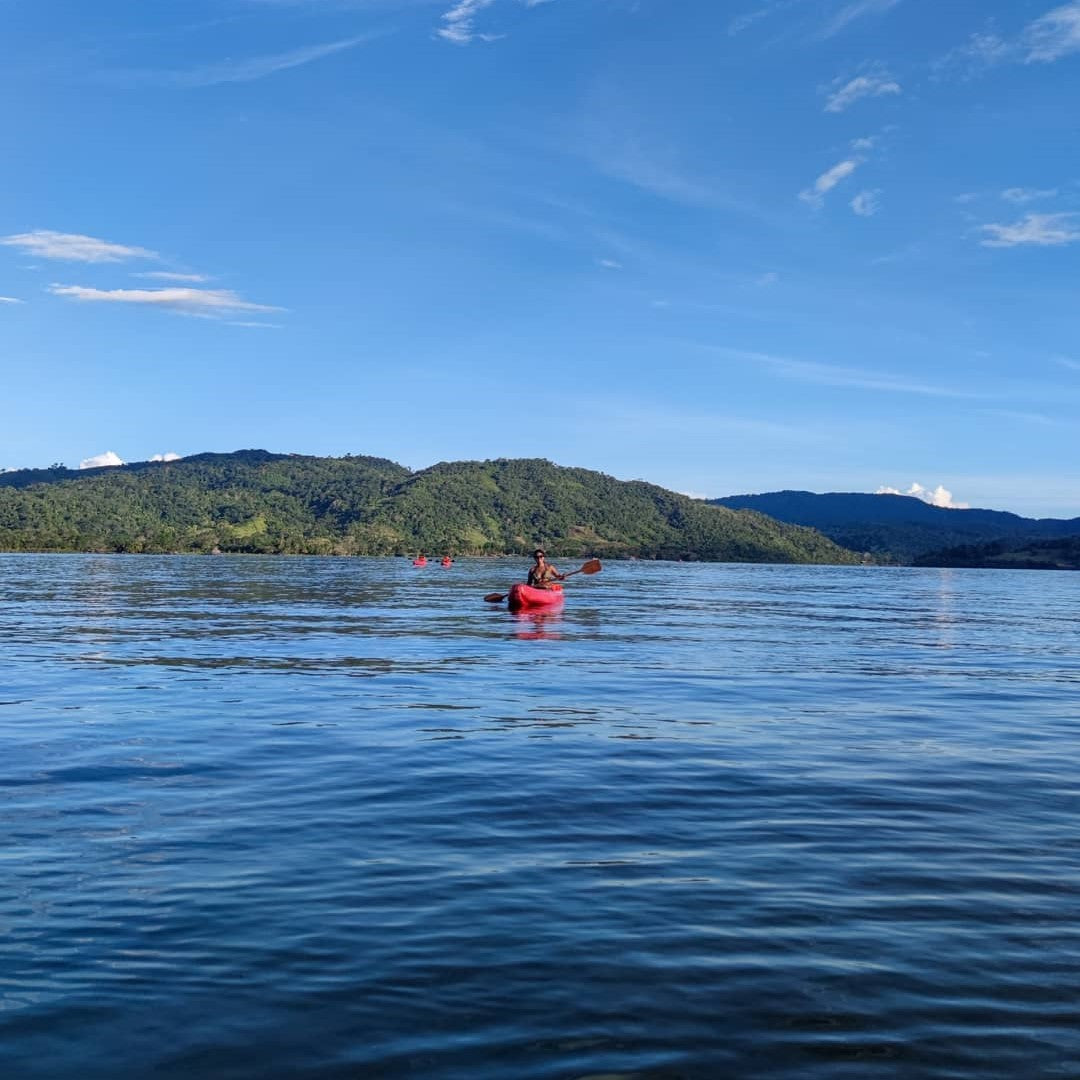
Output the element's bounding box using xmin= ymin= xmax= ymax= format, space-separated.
xmin=2 ymin=0 xmax=1079 ymax=516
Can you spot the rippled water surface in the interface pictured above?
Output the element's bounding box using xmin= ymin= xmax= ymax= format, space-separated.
xmin=2 ymin=554 xmax=1078 ymax=1079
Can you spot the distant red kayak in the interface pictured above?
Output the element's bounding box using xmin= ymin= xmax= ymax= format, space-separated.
xmin=412 ymin=558 xmax=427 ymax=567
xmin=441 ymin=558 xmax=453 ymax=567
xmin=507 ymin=583 xmax=564 ymax=611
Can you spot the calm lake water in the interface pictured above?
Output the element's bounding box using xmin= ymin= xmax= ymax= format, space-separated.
xmin=1 ymin=554 xmax=1078 ymax=1079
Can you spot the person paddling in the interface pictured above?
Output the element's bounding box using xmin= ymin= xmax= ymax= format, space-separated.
xmin=527 ymin=549 xmax=565 ymax=590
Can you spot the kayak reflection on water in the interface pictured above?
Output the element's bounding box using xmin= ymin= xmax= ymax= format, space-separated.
xmin=513 ymin=610 xmax=562 ymax=640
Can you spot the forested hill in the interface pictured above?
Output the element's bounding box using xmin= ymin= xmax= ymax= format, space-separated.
xmin=0 ymin=451 xmax=857 ymax=564
xmin=712 ymin=490 xmax=1080 ymax=563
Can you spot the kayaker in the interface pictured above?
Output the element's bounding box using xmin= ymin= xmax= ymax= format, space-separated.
xmin=527 ymin=549 xmax=565 ymax=590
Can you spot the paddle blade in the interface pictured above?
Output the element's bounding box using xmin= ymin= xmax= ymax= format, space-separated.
xmin=484 ymin=592 xmax=507 ymax=603
xmin=579 ymin=558 xmax=602 ymax=575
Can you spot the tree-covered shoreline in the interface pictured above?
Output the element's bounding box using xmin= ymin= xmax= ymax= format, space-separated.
xmin=0 ymin=450 xmax=858 ymax=565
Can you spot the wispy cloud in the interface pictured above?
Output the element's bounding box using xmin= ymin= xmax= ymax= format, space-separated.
xmin=48 ymin=284 xmax=284 ymax=318
xmin=851 ymin=189 xmax=881 ymax=216
xmin=2 ymin=230 xmax=158 ymax=263
xmin=436 ymin=0 xmax=553 ymax=45
xmin=824 ymin=69 xmax=901 ymax=112
xmin=709 ymin=344 xmax=993 ymax=399
xmin=820 ymin=0 xmax=901 ymax=39
xmin=980 ymin=212 xmax=1080 ymax=247
xmin=799 ymin=135 xmax=882 ymax=209
xmin=1054 ymin=355 xmax=1080 ymax=371
xmin=0 ymin=296 xmax=26 ymax=304
xmin=135 ymin=270 xmax=211 ymax=283
xmin=876 ymin=482 xmax=969 ymax=509
xmin=437 ymin=0 xmax=499 ymax=44
xmin=150 ymin=452 xmax=183 ymax=462
xmin=728 ymin=0 xmax=806 ymax=36
xmin=1002 ymin=187 xmax=1059 ymax=204
xmin=1023 ymin=1 xmax=1080 ymax=62
xmin=597 ymin=258 xmax=623 ymax=270
xmin=116 ymin=35 xmax=375 ymax=87
xmin=799 ymin=159 xmax=859 ymax=208
xmin=938 ymin=3 xmax=1080 ymax=76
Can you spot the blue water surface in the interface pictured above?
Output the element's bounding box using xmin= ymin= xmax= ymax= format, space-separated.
xmin=1 ymin=555 xmax=1078 ymax=1079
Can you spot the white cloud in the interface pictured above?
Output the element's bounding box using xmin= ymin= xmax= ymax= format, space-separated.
xmin=756 ymin=271 xmax=780 ymax=286
xmin=851 ymin=189 xmax=881 ymax=216
xmin=799 ymin=158 xmax=859 ymax=208
xmin=80 ymin=451 xmax=125 ymax=470
xmin=436 ymin=0 xmax=551 ymax=44
xmin=824 ymin=71 xmax=901 ymax=113
xmin=938 ymin=3 xmax=1080 ymax=75
xmin=150 ymin=452 xmax=182 ymax=462
xmin=597 ymin=258 xmax=622 ymax=270
xmin=820 ymin=0 xmax=901 ymax=39
xmin=0 ymin=296 xmax=26 ymax=304
xmin=799 ymin=134 xmax=881 ymax=208
xmin=48 ymin=284 xmax=284 ymax=317
xmin=980 ymin=212 xmax=1080 ymax=247
xmin=876 ymin=482 xmax=969 ymax=509
xmin=936 ymin=30 xmax=1011 ymax=77
xmin=1 ymin=230 xmax=157 ymax=263
xmin=1001 ymin=186 xmax=1059 ymax=204
xmin=135 ymin=271 xmax=210 ymax=283
xmin=437 ymin=0 xmax=498 ymax=43
xmin=1023 ymin=1 xmax=1080 ymax=62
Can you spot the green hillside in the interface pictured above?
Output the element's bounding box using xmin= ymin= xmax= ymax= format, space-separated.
xmin=0 ymin=450 xmax=858 ymax=564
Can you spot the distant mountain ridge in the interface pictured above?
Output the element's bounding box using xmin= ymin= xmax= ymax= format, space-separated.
xmin=0 ymin=451 xmax=857 ymax=564
xmin=711 ymin=490 xmax=1080 ymax=563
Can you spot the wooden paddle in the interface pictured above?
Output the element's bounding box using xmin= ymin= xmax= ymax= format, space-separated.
xmin=484 ymin=558 xmax=602 ymax=602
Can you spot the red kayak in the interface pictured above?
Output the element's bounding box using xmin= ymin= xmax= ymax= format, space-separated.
xmin=412 ymin=557 xmax=427 ymax=567
xmin=507 ymin=583 xmax=564 ymax=611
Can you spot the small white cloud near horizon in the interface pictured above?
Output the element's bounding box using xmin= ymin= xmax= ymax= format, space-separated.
xmin=851 ymin=189 xmax=881 ymax=216
xmin=980 ymin=212 xmax=1080 ymax=247
xmin=48 ymin=284 xmax=284 ymax=318
xmin=80 ymin=451 xmax=125 ymax=470
xmin=150 ymin=452 xmax=182 ymax=462
xmin=876 ymin=482 xmax=969 ymax=509
xmin=824 ymin=70 xmax=901 ymax=113
xmin=1 ymin=230 xmax=158 ymax=263
xmin=0 ymin=295 xmax=26 ymax=304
